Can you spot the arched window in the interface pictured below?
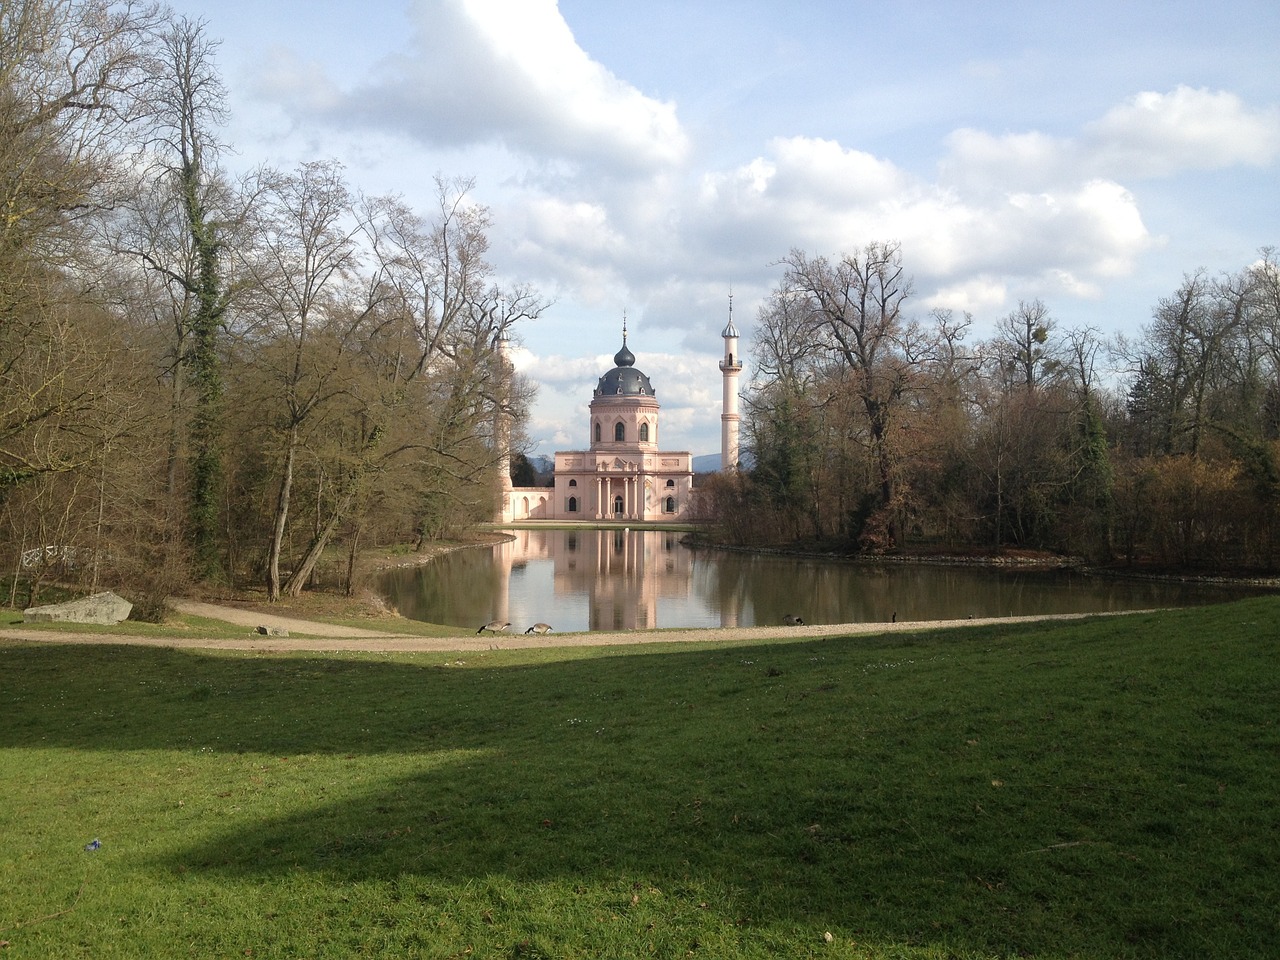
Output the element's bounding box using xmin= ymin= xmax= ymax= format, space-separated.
xmin=568 ymin=478 xmax=577 ymax=487
xmin=594 ymin=422 xmax=601 ymax=442
xmin=665 ymin=479 xmax=675 ymax=488
xmin=613 ymin=495 xmax=624 ymax=515
xmin=665 ymin=496 xmax=676 ymax=513
xmin=639 ymin=422 xmax=649 ymax=442
xmin=614 ymin=422 xmax=625 ymax=442
xmin=567 ymin=496 xmax=578 ymax=513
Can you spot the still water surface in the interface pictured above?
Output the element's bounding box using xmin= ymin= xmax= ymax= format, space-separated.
xmin=380 ymin=528 xmax=1263 ymax=633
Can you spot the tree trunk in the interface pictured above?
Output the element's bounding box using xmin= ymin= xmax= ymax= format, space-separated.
xmin=344 ymin=524 xmax=361 ymax=597
xmin=282 ymin=425 xmax=384 ymax=597
xmin=266 ymin=424 xmax=297 ymax=601
xmin=283 ymin=506 xmax=343 ymax=597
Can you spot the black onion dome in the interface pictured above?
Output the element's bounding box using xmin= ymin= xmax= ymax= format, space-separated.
xmin=596 ymin=339 xmax=655 ymax=397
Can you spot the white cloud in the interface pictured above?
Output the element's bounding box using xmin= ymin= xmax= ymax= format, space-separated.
xmin=940 ymin=129 xmax=1069 ymax=194
xmin=965 ymin=180 xmax=1152 ymax=288
xmin=520 ymin=347 xmax=722 ymax=457
xmin=1085 ymin=86 xmax=1280 ymax=178
xmin=924 ymin=278 xmax=1008 ymax=316
xmin=504 ymin=197 xmax=630 ymax=299
xmin=255 ymin=48 xmax=343 ymax=114
xmin=941 ymin=87 xmax=1280 ymax=191
xmin=766 ymin=136 xmax=910 ymax=203
xmin=261 ymin=0 xmax=688 ymax=175
xmin=688 ymin=135 xmax=1153 ymax=301
xmin=498 ymin=87 xmax=1268 ymax=360
xmin=523 ymin=353 xmax=605 ymax=389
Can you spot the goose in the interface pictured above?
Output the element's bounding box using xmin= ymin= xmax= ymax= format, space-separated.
xmin=477 ymin=620 xmax=510 ymax=634
xmin=783 ymin=614 xmax=805 ymax=626
xmin=525 ymin=623 xmax=553 ymax=635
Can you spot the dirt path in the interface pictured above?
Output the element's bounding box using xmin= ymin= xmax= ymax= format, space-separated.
xmin=1 ymin=600 xmax=1137 ymax=653
xmin=172 ymin=600 xmax=397 ymax=638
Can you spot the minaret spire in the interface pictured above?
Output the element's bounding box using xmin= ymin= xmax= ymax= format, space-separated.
xmin=719 ymin=291 xmax=743 ymax=471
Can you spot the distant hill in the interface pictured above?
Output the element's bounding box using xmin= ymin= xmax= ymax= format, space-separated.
xmin=692 ymin=453 xmax=721 ymax=473
xmin=694 ymin=451 xmax=754 ymax=473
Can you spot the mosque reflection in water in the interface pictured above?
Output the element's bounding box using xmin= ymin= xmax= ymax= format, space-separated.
xmin=381 ymin=528 xmax=739 ymax=633
xmin=493 ymin=527 xmax=735 ymax=632
xmin=379 ymin=528 xmax=1262 ymax=634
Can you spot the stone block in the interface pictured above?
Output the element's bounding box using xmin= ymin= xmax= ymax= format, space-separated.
xmin=24 ymin=591 xmax=133 ymax=625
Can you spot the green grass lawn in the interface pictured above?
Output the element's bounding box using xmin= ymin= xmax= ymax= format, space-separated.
xmin=2 ymin=598 xmax=1277 ymax=958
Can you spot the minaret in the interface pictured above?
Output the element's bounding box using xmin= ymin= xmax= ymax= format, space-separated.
xmin=719 ymin=294 xmax=743 ymax=471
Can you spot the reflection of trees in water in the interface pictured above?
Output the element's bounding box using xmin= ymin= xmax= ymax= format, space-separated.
xmin=382 ymin=550 xmax=505 ymax=624
xmin=691 ymin=552 xmax=1262 ymax=626
xmin=382 ymin=531 xmax=1263 ymax=630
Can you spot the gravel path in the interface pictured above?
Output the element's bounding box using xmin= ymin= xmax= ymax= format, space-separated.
xmin=1 ymin=600 xmax=1135 ymax=653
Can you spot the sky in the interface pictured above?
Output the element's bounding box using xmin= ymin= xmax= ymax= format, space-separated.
xmin=170 ymin=0 xmax=1280 ymax=459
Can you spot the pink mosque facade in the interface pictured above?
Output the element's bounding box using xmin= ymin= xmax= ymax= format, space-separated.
xmin=499 ymin=316 xmax=742 ymax=523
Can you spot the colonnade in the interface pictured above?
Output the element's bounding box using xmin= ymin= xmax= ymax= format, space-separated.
xmin=594 ymin=475 xmax=646 ymax=520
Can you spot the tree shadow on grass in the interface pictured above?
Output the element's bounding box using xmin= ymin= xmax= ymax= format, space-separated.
xmin=2 ymin=633 xmax=1275 ymax=958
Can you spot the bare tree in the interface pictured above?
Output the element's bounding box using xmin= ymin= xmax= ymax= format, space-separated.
xmin=1251 ymin=248 xmax=1280 ymax=438
xmin=0 ymin=0 xmax=164 ymax=257
xmin=362 ymin=178 xmax=546 ymax=548
xmin=1123 ymin=271 xmax=1243 ymax=456
xmin=238 ymin=160 xmax=364 ymax=601
xmin=141 ymin=14 xmax=232 ymax=579
xmin=1062 ymin=325 xmax=1105 ymax=404
xmin=779 ymin=242 xmax=915 ymax=547
xmin=0 ymin=0 xmax=165 ymax=498
xmin=992 ymin=299 xmax=1060 ymax=392
xmin=104 ymin=13 xmax=241 ymax=580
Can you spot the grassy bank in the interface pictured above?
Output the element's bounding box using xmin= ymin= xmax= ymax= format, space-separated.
xmin=1 ymin=599 xmax=1277 ymax=958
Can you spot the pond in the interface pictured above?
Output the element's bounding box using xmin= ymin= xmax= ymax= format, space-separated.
xmin=378 ymin=528 xmax=1267 ymax=633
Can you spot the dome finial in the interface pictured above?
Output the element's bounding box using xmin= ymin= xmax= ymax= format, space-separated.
xmin=598 ymin=319 xmax=651 ymax=394
xmin=613 ymin=312 xmax=636 ymax=369
xmin=722 ymin=288 xmax=739 ymax=339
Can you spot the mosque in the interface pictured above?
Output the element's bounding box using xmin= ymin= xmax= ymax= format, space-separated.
xmin=497 ymin=311 xmax=744 ymax=523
